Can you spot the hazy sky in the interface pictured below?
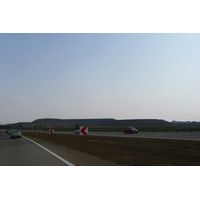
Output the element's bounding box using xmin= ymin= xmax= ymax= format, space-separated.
xmin=1 ymin=33 xmax=200 ymax=124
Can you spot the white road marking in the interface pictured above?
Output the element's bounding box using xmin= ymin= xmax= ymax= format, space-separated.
xmin=23 ymin=136 xmax=75 ymax=166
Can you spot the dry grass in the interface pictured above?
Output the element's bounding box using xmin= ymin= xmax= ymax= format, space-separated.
xmin=22 ymin=132 xmax=200 ymax=166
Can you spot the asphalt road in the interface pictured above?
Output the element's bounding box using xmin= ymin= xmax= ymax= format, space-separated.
xmin=1 ymin=129 xmax=200 ymax=166
xmin=46 ymin=130 xmax=200 ymax=141
xmin=0 ymin=132 xmax=71 ymax=166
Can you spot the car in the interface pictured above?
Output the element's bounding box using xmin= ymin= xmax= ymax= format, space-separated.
xmin=10 ymin=130 xmax=22 ymax=139
xmin=74 ymin=129 xmax=80 ymax=134
xmin=123 ymin=127 xmax=138 ymax=134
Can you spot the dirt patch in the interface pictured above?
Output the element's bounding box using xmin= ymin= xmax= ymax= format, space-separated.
xmin=22 ymin=132 xmax=200 ymax=166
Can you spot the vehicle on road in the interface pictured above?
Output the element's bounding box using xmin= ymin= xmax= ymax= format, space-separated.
xmin=10 ymin=130 xmax=22 ymax=139
xmin=74 ymin=129 xmax=80 ymax=134
xmin=123 ymin=127 xmax=138 ymax=134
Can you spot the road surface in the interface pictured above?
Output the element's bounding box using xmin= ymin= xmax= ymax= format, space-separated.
xmin=2 ymin=129 xmax=200 ymax=166
xmin=43 ymin=130 xmax=200 ymax=141
xmin=0 ymin=131 xmax=117 ymax=166
xmin=0 ymin=132 xmax=71 ymax=166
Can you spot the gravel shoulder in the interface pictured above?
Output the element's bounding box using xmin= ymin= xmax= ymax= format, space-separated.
xmin=24 ymin=136 xmax=118 ymax=166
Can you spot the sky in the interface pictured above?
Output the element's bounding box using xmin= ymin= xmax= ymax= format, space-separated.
xmin=1 ymin=33 xmax=200 ymax=124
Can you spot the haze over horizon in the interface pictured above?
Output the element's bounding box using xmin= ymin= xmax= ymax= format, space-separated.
xmin=1 ymin=33 xmax=200 ymax=124
xmin=2 ymin=117 xmax=200 ymax=126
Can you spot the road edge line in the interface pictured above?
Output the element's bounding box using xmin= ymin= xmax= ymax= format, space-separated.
xmin=22 ymin=136 xmax=75 ymax=166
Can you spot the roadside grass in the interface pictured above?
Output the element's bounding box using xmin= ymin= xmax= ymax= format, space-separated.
xmin=22 ymin=132 xmax=200 ymax=166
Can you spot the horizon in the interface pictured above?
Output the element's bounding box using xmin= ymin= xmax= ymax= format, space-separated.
xmin=2 ymin=117 xmax=200 ymax=125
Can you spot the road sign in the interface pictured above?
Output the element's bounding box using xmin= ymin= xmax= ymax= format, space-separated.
xmin=37 ymin=129 xmax=41 ymax=133
xmin=80 ymin=127 xmax=88 ymax=135
xmin=49 ymin=129 xmax=54 ymax=134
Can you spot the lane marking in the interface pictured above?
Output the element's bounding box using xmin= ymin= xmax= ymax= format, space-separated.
xmin=23 ymin=136 xmax=74 ymax=166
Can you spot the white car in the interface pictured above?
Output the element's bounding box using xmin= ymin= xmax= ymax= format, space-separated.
xmin=74 ymin=129 xmax=80 ymax=134
xmin=10 ymin=130 xmax=22 ymax=139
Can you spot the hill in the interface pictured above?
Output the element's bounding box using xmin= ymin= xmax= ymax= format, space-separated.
xmin=5 ymin=118 xmax=173 ymax=129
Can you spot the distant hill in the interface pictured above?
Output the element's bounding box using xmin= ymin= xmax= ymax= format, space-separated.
xmin=6 ymin=118 xmax=173 ymax=129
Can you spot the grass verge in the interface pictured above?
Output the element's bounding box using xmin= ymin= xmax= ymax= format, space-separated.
xmin=22 ymin=132 xmax=200 ymax=166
